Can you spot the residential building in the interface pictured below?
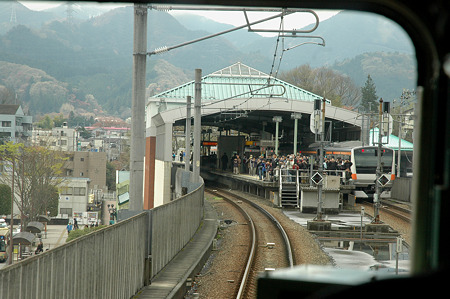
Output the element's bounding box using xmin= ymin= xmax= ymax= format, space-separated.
xmin=32 ymin=123 xmax=78 ymax=151
xmin=58 ymin=177 xmax=90 ymax=218
xmin=63 ymin=151 xmax=107 ymax=192
xmin=0 ymin=104 xmax=32 ymax=143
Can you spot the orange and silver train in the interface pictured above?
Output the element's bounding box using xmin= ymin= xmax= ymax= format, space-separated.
xmin=300 ymin=143 xmax=396 ymax=198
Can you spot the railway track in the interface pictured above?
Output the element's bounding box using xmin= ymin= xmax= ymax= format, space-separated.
xmin=359 ymin=199 xmax=412 ymax=246
xmin=205 ymin=188 xmax=294 ymax=299
xmin=360 ymin=200 xmax=412 ymax=223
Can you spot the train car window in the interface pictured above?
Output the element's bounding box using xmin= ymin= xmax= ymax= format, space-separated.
xmin=5 ymin=0 xmax=448 ymax=296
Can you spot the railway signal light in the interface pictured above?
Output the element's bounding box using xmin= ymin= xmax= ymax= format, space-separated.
xmin=377 ymin=174 xmax=390 ymax=186
xmin=311 ymin=172 xmax=323 ymax=185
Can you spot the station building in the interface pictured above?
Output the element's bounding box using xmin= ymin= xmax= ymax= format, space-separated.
xmin=145 ymin=62 xmax=362 ymax=206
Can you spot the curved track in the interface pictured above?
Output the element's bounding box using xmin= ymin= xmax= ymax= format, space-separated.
xmin=206 ymin=188 xmax=294 ymax=299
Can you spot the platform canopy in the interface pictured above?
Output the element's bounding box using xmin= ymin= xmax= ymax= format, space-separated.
xmin=151 ymin=62 xmax=325 ymax=103
xmin=370 ymin=128 xmax=414 ymax=151
xmin=148 ymin=62 xmax=361 ymax=135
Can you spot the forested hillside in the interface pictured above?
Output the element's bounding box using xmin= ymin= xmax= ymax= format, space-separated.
xmin=0 ymin=4 xmax=417 ymax=118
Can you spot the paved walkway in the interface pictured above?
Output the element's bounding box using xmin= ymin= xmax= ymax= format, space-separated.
xmin=40 ymin=224 xmax=68 ymax=251
xmin=0 ymin=224 xmax=68 ymax=269
xmin=133 ymin=201 xmax=218 ymax=299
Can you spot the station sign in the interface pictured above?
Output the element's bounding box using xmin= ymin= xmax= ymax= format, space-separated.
xmin=202 ymin=141 xmax=217 ymax=146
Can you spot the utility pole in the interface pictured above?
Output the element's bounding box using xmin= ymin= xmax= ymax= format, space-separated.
xmin=185 ymin=96 xmax=191 ymax=172
xmin=130 ymin=4 xmax=147 ymax=211
xmin=317 ymin=97 xmax=326 ymax=221
xmin=8 ymin=159 xmax=14 ymax=265
xmin=374 ymin=98 xmax=383 ymax=223
xmin=193 ymin=69 xmax=202 ymax=183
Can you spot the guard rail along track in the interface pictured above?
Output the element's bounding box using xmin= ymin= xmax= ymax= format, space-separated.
xmin=206 ymin=187 xmax=294 ymax=299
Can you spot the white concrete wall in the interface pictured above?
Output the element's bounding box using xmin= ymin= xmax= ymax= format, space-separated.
xmin=154 ymin=160 xmax=172 ymax=207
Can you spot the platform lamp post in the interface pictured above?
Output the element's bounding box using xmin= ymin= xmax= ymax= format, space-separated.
xmin=273 ymin=116 xmax=282 ymax=155
xmin=291 ymin=113 xmax=302 ymax=154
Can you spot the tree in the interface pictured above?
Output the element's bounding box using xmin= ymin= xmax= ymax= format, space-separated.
xmin=106 ymin=162 xmax=116 ymax=191
xmin=280 ymin=65 xmax=361 ymax=108
xmin=78 ymin=127 xmax=92 ymax=139
xmin=36 ymin=115 xmax=53 ymax=129
xmin=360 ymin=74 xmax=379 ymax=113
xmin=0 ymin=142 xmax=67 ymax=226
xmin=0 ymin=184 xmax=11 ymax=215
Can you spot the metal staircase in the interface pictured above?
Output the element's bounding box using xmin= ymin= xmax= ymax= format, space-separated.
xmin=278 ymin=169 xmax=300 ymax=207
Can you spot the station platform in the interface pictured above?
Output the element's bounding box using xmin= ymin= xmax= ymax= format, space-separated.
xmin=133 ymin=200 xmax=218 ymax=299
xmin=201 ymin=169 xmax=279 ymax=201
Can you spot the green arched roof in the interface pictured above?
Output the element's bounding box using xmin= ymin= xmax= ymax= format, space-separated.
xmin=152 ymin=62 xmax=324 ymax=102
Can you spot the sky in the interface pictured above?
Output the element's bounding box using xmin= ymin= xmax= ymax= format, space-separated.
xmin=19 ymin=1 xmax=339 ymax=37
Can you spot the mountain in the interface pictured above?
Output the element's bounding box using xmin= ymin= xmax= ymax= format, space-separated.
xmin=174 ymin=14 xmax=263 ymax=49
xmin=236 ymin=10 xmax=414 ymax=69
xmin=0 ymin=2 xmax=57 ymax=34
xmin=0 ymin=5 xmax=417 ymax=117
xmin=332 ymin=52 xmax=416 ymax=101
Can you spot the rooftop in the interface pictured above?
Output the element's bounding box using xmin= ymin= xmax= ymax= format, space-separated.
xmin=152 ymin=62 xmax=324 ymax=103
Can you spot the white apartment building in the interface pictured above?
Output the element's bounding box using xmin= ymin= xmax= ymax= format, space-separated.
xmin=32 ymin=123 xmax=78 ymax=151
xmin=0 ymin=104 xmax=32 ymax=143
xmin=58 ymin=177 xmax=90 ymax=217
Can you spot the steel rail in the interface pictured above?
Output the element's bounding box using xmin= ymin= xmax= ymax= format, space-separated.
xmin=205 ymin=189 xmax=257 ymax=299
xmin=213 ymin=188 xmax=295 ymax=268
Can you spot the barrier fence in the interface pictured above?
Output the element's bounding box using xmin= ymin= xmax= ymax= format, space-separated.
xmin=0 ymin=212 xmax=148 ymax=299
xmin=0 ymin=168 xmax=205 ymax=299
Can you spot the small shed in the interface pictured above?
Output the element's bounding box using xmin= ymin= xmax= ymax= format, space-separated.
xmin=12 ymin=232 xmax=36 ymax=245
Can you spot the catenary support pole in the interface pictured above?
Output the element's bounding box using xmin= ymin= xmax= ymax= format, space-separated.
xmin=185 ymin=96 xmax=192 ymax=172
xmin=130 ymin=4 xmax=147 ymax=211
xmin=193 ymin=69 xmax=202 ymax=182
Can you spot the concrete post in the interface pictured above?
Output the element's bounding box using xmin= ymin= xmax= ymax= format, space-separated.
xmin=193 ymin=69 xmax=202 ymax=182
xmin=185 ymin=96 xmax=191 ymax=172
xmin=130 ymin=4 xmax=147 ymax=211
xmin=273 ymin=116 xmax=282 ymax=155
xmin=291 ymin=113 xmax=302 ymax=154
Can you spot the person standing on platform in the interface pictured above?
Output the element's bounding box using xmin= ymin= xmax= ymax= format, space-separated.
xmin=221 ymin=152 xmax=228 ymax=171
xmin=248 ymin=155 xmax=254 ymax=174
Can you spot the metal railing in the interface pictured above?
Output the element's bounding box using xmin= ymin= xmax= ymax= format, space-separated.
xmin=0 ymin=213 xmax=148 ymax=299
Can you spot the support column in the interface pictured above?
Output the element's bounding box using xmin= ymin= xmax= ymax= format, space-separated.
xmin=291 ymin=113 xmax=302 ymax=154
xmin=273 ymin=116 xmax=282 ymax=155
xmin=130 ymin=4 xmax=147 ymax=211
xmin=144 ymin=136 xmax=155 ymax=210
xmin=185 ymin=96 xmax=192 ymax=172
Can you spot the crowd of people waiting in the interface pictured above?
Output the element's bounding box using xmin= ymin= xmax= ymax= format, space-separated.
xmin=220 ymin=152 xmax=353 ymax=182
